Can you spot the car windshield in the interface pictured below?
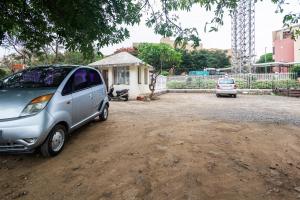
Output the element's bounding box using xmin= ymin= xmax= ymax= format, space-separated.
xmin=219 ymin=78 xmax=234 ymax=84
xmin=0 ymin=67 xmax=73 ymax=89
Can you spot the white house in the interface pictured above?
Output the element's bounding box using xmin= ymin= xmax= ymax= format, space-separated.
xmin=89 ymin=52 xmax=153 ymax=99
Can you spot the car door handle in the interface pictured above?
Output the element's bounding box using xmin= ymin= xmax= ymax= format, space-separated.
xmin=66 ymin=101 xmax=72 ymax=104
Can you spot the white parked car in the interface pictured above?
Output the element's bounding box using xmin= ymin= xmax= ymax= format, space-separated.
xmin=216 ymin=77 xmax=237 ymax=98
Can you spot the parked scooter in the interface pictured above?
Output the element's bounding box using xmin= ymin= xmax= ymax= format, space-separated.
xmin=108 ymin=85 xmax=129 ymax=101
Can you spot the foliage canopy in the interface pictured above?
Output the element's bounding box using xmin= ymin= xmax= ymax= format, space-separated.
xmin=0 ymin=68 xmax=7 ymax=79
xmin=138 ymin=43 xmax=182 ymax=72
xmin=256 ymin=53 xmax=274 ymax=63
xmin=179 ymin=49 xmax=230 ymax=71
xmin=1 ymin=0 xmax=298 ymax=58
xmin=1 ymin=51 xmax=102 ymax=67
xmin=291 ymin=65 xmax=300 ymax=74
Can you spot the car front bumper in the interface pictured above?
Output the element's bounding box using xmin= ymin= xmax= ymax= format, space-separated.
xmin=0 ymin=110 xmax=54 ymax=152
xmin=216 ymin=89 xmax=237 ymax=95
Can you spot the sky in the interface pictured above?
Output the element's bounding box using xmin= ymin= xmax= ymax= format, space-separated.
xmin=96 ymin=0 xmax=297 ymax=59
xmin=0 ymin=1 xmax=298 ymax=60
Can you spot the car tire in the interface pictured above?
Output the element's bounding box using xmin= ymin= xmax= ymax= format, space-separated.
xmin=216 ymin=94 xmax=220 ymax=98
xmin=233 ymin=94 xmax=237 ymax=98
xmin=40 ymin=124 xmax=67 ymax=157
xmin=99 ymin=105 xmax=109 ymax=121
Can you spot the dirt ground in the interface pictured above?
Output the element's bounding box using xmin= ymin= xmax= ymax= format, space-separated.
xmin=0 ymin=94 xmax=300 ymax=200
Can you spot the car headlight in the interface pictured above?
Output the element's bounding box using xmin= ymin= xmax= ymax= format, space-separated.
xmin=20 ymin=94 xmax=53 ymax=117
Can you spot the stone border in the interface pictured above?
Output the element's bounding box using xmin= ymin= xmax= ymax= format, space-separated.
xmin=155 ymin=89 xmax=272 ymax=95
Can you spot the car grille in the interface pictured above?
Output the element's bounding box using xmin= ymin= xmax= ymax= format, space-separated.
xmin=0 ymin=142 xmax=27 ymax=151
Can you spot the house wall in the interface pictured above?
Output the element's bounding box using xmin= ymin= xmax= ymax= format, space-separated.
xmin=273 ymin=38 xmax=294 ymax=62
xmin=102 ymin=65 xmax=150 ymax=99
xmin=136 ymin=65 xmax=151 ymax=96
xmin=272 ymin=28 xmax=300 ymax=63
xmin=294 ymin=38 xmax=300 ymax=62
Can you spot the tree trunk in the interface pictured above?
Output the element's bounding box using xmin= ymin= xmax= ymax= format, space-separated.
xmin=149 ymin=71 xmax=160 ymax=99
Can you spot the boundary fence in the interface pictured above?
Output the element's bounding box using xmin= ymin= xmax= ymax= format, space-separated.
xmin=155 ymin=75 xmax=167 ymax=91
xmin=166 ymin=73 xmax=300 ymax=90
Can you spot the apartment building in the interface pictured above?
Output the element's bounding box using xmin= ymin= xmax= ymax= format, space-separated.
xmin=272 ymin=27 xmax=300 ymax=63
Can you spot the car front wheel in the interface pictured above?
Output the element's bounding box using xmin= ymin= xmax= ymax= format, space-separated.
xmin=40 ymin=124 xmax=67 ymax=157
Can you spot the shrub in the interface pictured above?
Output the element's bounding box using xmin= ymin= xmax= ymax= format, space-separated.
xmin=167 ymin=78 xmax=217 ymax=89
xmin=274 ymin=80 xmax=300 ymax=89
xmin=161 ymin=71 xmax=169 ymax=76
xmin=291 ymin=65 xmax=300 ymax=77
xmin=167 ymin=80 xmax=187 ymax=89
xmin=0 ymin=69 xmax=7 ymax=79
xmin=167 ymin=78 xmax=300 ymax=89
xmin=235 ymin=79 xmax=247 ymax=89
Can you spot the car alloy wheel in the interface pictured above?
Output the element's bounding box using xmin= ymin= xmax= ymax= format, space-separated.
xmin=40 ymin=124 xmax=67 ymax=157
xmin=51 ymin=129 xmax=65 ymax=152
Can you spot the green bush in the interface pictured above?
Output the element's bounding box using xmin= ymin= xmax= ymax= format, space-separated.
xmin=167 ymin=78 xmax=217 ymax=89
xmin=291 ymin=65 xmax=300 ymax=77
xmin=251 ymin=80 xmax=299 ymax=89
xmin=0 ymin=69 xmax=7 ymax=79
xmin=251 ymin=80 xmax=273 ymax=89
xmin=291 ymin=65 xmax=300 ymax=73
xmin=235 ymin=79 xmax=247 ymax=89
xmin=167 ymin=78 xmax=300 ymax=89
xmin=196 ymin=79 xmax=216 ymax=89
xmin=161 ymin=71 xmax=169 ymax=76
xmin=167 ymin=81 xmax=187 ymax=89
xmin=274 ymin=80 xmax=300 ymax=89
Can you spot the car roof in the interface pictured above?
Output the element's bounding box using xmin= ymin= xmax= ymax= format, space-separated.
xmin=34 ymin=65 xmax=80 ymax=69
xmin=29 ymin=65 xmax=99 ymax=71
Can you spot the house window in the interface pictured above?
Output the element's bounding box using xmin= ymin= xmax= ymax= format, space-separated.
xmin=144 ymin=68 xmax=148 ymax=84
xmin=113 ymin=66 xmax=129 ymax=85
xmin=138 ymin=67 xmax=141 ymax=84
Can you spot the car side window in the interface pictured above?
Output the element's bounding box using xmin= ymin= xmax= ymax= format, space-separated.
xmin=73 ymin=69 xmax=90 ymax=91
xmin=62 ymin=75 xmax=74 ymax=96
xmin=89 ymin=69 xmax=103 ymax=86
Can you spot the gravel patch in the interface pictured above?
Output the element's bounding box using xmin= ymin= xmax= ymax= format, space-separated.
xmin=155 ymin=94 xmax=300 ymax=126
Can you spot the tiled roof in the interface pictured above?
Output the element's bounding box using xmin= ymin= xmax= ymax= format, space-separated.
xmin=89 ymin=52 xmax=152 ymax=69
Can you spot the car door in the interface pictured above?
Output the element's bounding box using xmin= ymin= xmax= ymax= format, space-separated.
xmin=71 ymin=68 xmax=93 ymax=126
xmin=88 ymin=69 xmax=105 ymax=114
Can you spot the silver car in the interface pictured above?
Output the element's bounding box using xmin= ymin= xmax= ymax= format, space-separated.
xmin=0 ymin=65 xmax=109 ymax=156
xmin=216 ymin=77 xmax=237 ymax=98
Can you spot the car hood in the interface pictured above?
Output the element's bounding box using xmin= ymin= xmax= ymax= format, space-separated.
xmin=0 ymin=88 xmax=56 ymax=120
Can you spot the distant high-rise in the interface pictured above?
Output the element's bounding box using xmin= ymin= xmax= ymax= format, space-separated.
xmin=231 ymin=0 xmax=255 ymax=73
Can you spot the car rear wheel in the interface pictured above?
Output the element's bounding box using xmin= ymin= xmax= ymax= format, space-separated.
xmin=99 ymin=105 xmax=109 ymax=121
xmin=40 ymin=124 xmax=66 ymax=157
xmin=233 ymin=94 xmax=237 ymax=98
